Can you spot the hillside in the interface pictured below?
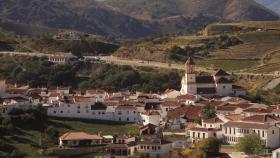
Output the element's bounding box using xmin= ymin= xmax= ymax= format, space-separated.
xmin=114 ymin=21 xmax=280 ymax=73
xmin=0 ymin=0 xmax=278 ymax=39
xmin=0 ymin=28 xmax=119 ymax=56
xmin=255 ymin=0 xmax=280 ymax=15
xmin=101 ymin=0 xmax=279 ymax=21
xmin=0 ymin=0 xmax=158 ymax=39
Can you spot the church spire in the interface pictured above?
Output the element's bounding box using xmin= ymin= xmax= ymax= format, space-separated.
xmin=185 ymin=57 xmax=195 ymax=74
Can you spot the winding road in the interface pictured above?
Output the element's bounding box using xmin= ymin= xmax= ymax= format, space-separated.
xmin=0 ymin=51 xmax=276 ymax=77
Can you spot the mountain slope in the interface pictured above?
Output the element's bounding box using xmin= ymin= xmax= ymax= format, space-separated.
xmin=0 ymin=0 xmax=278 ymax=39
xmin=101 ymin=0 xmax=279 ymax=21
xmin=0 ymin=0 xmax=158 ymax=38
xmin=255 ymin=0 xmax=280 ymax=15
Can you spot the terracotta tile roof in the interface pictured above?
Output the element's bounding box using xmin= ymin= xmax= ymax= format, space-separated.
xmin=222 ymin=97 xmax=249 ymax=103
xmin=241 ymin=115 xmax=280 ymax=123
xmin=199 ymin=100 xmax=225 ymax=107
xmin=49 ymin=92 xmax=60 ymax=97
xmin=167 ymin=107 xmax=189 ymax=119
xmin=224 ymin=114 xmax=244 ymax=121
xmin=162 ymin=89 xmax=177 ymax=94
xmin=86 ymin=89 xmax=107 ymax=95
xmin=142 ymin=111 xmax=160 ymax=116
xmin=243 ymin=108 xmax=272 ymax=113
xmin=196 ymin=76 xmax=215 ymax=84
xmin=215 ymin=69 xmax=230 ymax=76
xmin=177 ymin=94 xmax=197 ymax=101
xmin=5 ymin=88 xmax=28 ymax=95
xmin=225 ymin=103 xmax=252 ymax=109
xmin=160 ymin=100 xmax=182 ymax=107
xmin=216 ymin=106 xmax=238 ymax=111
xmin=60 ymin=132 xmax=102 ymax=141
xmin=223 ymin=121 xmax=272 ymax=129
xmin=74 ymin=96 xmax=93 ymax=103
xmin=167 ymin=106 xmax=202 ymax=120
xmin=203 ymin=117 xmax=224 ymax=124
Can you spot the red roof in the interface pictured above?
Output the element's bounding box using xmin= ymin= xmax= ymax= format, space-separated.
xmin=142 ymin=111 xmax=160 ymax=116
xmin=241 ymin=115 xmax=280 ymax=123
xmin=167 ymin=106 xmax=202 ymax=120
xmin=60 ymin=132 xmax=102 ymax=141
xmin=224 ymin=114 xmax=244 ymax=121
xmin=243 ymin=108 xmax=272 ymax=113
xmin=216 ymin=106 xmax=238 ymax=111
xmin=177 ymin=94 xmax=197 ymax=101
xmin=199 ymin=100 xmax=225 ymax=107
xmin=203 ymin=117 xmax=224 ymax=124
xmin=223 ymin=121 xmax=272 ymax=129
xmin=49 ymin=92 xmax=60 ymax=97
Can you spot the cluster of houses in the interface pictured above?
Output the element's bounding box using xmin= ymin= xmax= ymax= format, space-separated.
xmin=1 ymin=58 xmax=280 ymax=157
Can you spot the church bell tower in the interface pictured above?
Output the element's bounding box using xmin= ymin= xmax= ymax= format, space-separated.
xmin=180 ymin=57 xmax=197 ymax=94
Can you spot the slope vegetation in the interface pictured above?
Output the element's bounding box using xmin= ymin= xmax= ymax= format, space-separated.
xmin=101 ymin=0 xmax=279 ymax=21
xmin=114 ymin=21 xmax=280 ymax=73
xmin=0 ymin=0 xmax=278 ymax=39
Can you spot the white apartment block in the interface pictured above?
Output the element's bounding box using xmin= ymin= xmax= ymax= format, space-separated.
xmin=47 ymin=97 xmax=142 ymax=123
xmin=223 ymin=121 xmax=280 ymax=148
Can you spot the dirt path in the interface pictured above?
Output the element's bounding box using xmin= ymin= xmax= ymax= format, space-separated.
xmin=0 ymin=51 xmax=276 ymax=77
xmin=263 ymin=77 xmax=280 ymax=90
xmin=261 ymin=48 xmax=280 ymax=66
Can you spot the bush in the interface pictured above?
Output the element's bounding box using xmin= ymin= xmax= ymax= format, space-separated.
xmin=235 ymin=134 xmax=265 ymax=156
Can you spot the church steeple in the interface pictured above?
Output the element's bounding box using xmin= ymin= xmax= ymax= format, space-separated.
xmin=185 ymin=57 xmax=195 ymax=74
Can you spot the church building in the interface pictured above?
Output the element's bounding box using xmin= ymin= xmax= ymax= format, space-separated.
xmin=180 ymin=57 xmax=245 ymax=97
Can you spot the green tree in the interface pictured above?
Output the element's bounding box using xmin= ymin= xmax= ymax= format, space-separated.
xmin=235 ymin=134 xmax=265 ymax=156
xmin=181 ymin=137 xmax=220 ymax=158
xmin=197 ymin=137 xmax=220 ymax=157
xmin=45 ymin=126 xmax=59 ymax=143
xmin=201 ymin=104 xmax=216 ymax=119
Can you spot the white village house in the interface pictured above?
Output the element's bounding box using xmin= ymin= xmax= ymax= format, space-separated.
xmin=59 ymin=132 xmax=102 ymax=147
xmin=223 ymin=121 xmax=280 ymax=148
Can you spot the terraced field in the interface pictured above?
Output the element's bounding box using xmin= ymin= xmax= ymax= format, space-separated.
xmin=114 ymin=21 xmax=280 ymax=73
